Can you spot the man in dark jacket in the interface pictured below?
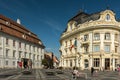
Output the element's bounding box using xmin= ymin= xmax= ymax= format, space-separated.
xmin=91 ymin=67 xmax=94 ymax=76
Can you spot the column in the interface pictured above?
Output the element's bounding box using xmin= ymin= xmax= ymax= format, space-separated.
xmin=89 ymin=57 xmax=92 ymax=69
xmin=112 ymin=58 xmax=115 ymax=71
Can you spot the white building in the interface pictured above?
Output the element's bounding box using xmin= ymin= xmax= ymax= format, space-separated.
xmin=59 ymin=9 xmax=120 ymax=71
xmin=0 ymin=14 xmax=45 ymax=68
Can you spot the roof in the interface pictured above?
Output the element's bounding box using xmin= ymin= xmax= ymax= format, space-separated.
xmin=0 ymin=14 xmax=45 ymax=48
xmin=68 ymin=10 xmax=100 ymax=24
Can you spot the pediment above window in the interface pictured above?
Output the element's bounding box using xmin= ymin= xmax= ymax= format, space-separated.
xmin=67 ymin=21 xmax=77 ymax=32
xmin=99 ymin=10 xmax=116 ymax=22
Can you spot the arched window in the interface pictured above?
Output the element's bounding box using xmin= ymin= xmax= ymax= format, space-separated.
xmin=84 ymin=59 xmax=89 ymax=68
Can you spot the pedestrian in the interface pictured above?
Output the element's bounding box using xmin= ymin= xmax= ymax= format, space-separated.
xmin=118 ymin=65 xmax=120 ymax=75
xmin=91 ymin=67 xmax=94 ymax=76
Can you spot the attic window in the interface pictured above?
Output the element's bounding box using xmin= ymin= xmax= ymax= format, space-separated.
xmin=106 ymin=14 xmax=110 ymax=20
xmin=5 ymin=21 xmax=10 ymax=25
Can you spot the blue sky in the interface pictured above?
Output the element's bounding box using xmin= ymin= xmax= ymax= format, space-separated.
xmin=0 ymin=0 xmax=120 ymax=58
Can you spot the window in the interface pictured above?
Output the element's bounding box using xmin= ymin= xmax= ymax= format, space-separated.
xmin=33 ymin=54 xmax=35 ymax=60
xmin=84 ymin=45 xmax=89 ymax=53
xmin=94 ymin=33 xmax=100 ymax=40
xmin=0 ymin=48 xmax=2 ymax=55
xmin=37 ymin=55 xmax=39 ymax=60
xmin=33 ymin=46 xmax=35 ymax=52
xmin=13 ymin=61 xmax=15 ymax=66
xmin=19 ymin=52 xmax=21 ymax=58
xmin=104 ymin=45 xmax=110 ymax=52
xmin=105 ymin=33 xmax=110 ymax=40
xmin=13 ymin=40 xmax=15 ymax=47
xmin=84 ymin=34 xmax=89 ymax=41
xmin=6 ymin=38 xmax=9 ymax=45
xmin=24 ymin=44 xmax=26 ymax=50
xmin=70 ymin=25 xmax=72 ymax=31
xmin=29 ymin=45 xmax=31 ymax=51
xmin=5 ymin=61 xmax=8 ymax=65
xmin=115 ymin=34 xmax=118 ymax=41
xmin=29 ymin=53 xmax=31 ymax=59
xmin=115 ymin=59 xmax=117 ymax=67
xmin=24 ymin=52 xmax=27 ymax=58
xmin=106 ymin=14 xmax=110 ymax=20
xmin=70 ymin=40 xmax=72 ymax=46
xmin=65 ymin=41 xmax=67 ymax=47
xmin=19 ymin=42 xmax=21 ymax=48
xmin=13 ymin=51 xmax=16 ymax=57
xmin=94 ymin=58 xmax=100 ymax=67
xmin=93 ymin=45 xmax=100 ymax=52
xmin=6 ymin=49 xmax=9 ymax=57
xmin=115 ymin=46 xmax=118 ymax=53
xmin=84 ymin=59 xmax=89 ymax=68
xmin=0 ymin=36 xmax=2 ymax=45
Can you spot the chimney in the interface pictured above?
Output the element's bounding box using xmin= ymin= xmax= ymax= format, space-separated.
xmin=17 ymin=19 xmax=21 ymax=24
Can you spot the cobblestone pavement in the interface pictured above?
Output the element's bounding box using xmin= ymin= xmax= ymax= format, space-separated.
xmin=62 ymin=69 xmax=120 ymax=80
xmin=0 ymin=69 xmax=119 ymax=80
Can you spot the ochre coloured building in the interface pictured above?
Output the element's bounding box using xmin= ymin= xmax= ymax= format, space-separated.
xmin=0 ymin=14 xmax=45 ymax=68
xmin=59 ymin=9 xmax=120 ymax=71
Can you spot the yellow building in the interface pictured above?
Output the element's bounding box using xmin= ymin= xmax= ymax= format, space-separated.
xmin=59 ymin=9 xmax=120 ymax=71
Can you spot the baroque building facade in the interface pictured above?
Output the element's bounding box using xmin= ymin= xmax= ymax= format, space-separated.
xmin=59 ymin=9 xmax=120 ymax=71
xmin=0 ymin=14 xmax=45 ymax=68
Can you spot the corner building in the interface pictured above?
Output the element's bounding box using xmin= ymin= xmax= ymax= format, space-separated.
xmin=59 ymin=9 xmax=120 ymax=71
xmin=0 ymin=14 xmax=45 ymax=68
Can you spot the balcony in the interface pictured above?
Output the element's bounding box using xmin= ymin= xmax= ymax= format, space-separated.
xmin=81 ymin=40 xmax=90 ymax=45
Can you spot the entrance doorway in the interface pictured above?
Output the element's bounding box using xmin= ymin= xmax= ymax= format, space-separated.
xmin=105 ymin=58 xmax=110 ymax=70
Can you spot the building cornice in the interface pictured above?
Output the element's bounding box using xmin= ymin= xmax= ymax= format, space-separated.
xmin=60 ymin=21 xmax=120 ymax=41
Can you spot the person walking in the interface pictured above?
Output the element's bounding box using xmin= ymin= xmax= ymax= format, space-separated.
xmin=118 ymin=65 xmax=120 ymax=75
xmin=91 ymin=67 xmax=94 ymax=76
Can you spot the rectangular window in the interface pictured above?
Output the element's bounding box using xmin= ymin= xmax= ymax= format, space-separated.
xmin=115 ymin=34 xmax=118 ymax=41
xmin=29 ymin=45 xmax=31 ymax=50
xmin=84 ymin=34 xmax=89 ymax=41
xmin=33 ymin=46 xmax=35 ymax=52
xmin=19 ymin=42 xmax=21 ymax=48
xmin=115 ymin=59 xmax=117 ymax=67
xmin=94 ymin=58 xmax=100 ymax=67
xmin=37 ymin=55 xmax=39 ymax=60
xmin=105 ymin=33 xmax=110 ymax=40
xmin=5 ymin=61 xmax=8 ymax=65
xmin=0 ymin=48 xmax=2 ymax=55
xmin=6 ymin=49 xmax=9 ymax=57
xmin=13 ymin=51 xmax=16 ymax=57
xmin=19 ymin=52 xmax=21 ymax=58
xmin=93 ymin=45 xmax=100 ymax=52
xmin=65 ymin=41 xmax=67 ymax=47
xmin=29 ymin=53 xmax=31 ymax=59
xmin=104 ymin=45 xmax=110 ymax=52
xmin=24 ymin=52 xmax=27 ymax=58
xmin=94 ymin=33 xmax=100 ymax=40
xmin=0 ymin=36 xmax=2 ymax=45
xmin=13 ymin=61 xmax=15 ymax=66
xmin=84 ymin=45 xmax=89 ymax=53
xmin=24 ymin=44 xmax=26 ymax=50
xmin=115 ymin=46 xmax=118 ymax=53
xmin=6 ymin=38 xmax=9 ymax=45
xmin=33 ymin=54 xmax=35 ymax=60
xmin=13 ymin=40 xmax=15 ymax=47
xmin=70 ymin=40 xmax=72 ymax=45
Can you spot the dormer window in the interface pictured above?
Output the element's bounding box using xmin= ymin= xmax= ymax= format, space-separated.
xmin=70 ymin=25 xmax=72 ymax=31
xmin=106 ymin=14 xmax=110 ymax=20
